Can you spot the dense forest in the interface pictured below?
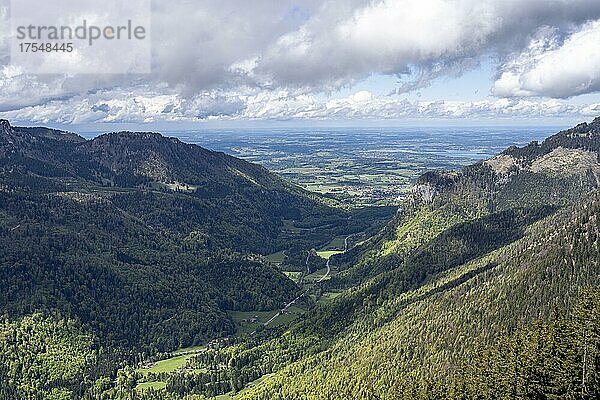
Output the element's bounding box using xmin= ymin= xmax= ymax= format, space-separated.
xmin=230 ymin=118 xmax=600 ymax=399
xmin=0 ymin=119 xmax=389 ymax=358
xmin=2 ymin=118 xmax=600 ymax=399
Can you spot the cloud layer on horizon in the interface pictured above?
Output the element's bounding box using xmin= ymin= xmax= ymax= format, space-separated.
xmin=3 ymin=89 xmax=599 ymax=124
xmin=1 ymin=0 xmax=600 ymax=123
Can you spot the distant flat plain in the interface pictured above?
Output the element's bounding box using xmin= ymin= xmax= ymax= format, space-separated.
xmin=84 ymin=126 xmax=557 ymax=205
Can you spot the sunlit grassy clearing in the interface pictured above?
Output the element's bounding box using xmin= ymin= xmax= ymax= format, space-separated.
xmin=316 ymin=250 xmax=343 ymax=259
xmin=135 ymin=381 xmax=167 ymax=392
xmin=265 ymin=250 xmax=285 ymax=263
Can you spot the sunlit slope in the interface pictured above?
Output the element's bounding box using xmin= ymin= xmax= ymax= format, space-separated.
xmin=237 ymin=119 xmax=600 ymax=399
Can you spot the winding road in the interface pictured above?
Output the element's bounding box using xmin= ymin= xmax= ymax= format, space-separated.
xmin=298 ymin=251 xmax=311 ymax=285
xmin=315 ymin=232 xmax=354 ymax=284
xmin=317 ymin=257 xmax=331 ymax=283
xmin=263 ymin=235 xmax=356 ymax=327
xmin=264 ymin=250 xmax=315 ymax=326
xmin=263 ymin=290 xmax=305 ymax=326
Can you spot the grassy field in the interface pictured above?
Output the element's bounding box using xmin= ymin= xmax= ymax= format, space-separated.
xmin=134 ymin=345 xmax=280 ymax=396
xmin=282 ymin=270 xmax=302 ymax=282
xmin=135 ymin=345 xmax=209 ymax=392
xmin=316 ymin=250 xmax=343 ymax=259
xmin=265 ymin=250 xmax=285 ymax=264
xmin=136 ymin=381 xmax=167 ymax=392
xmin=270 ymin=306 xmax=304 ymax=327
xmin=304 ymin=267 xmax=332 ymax=282
xmin=229 ymin=310 xmax=280 ymax=335
xmin=172 ymin=345 xmax=206 ymax=355
xmin=138 ymin=354 xmax=192 ymax=375
xmin=318 ymin=291 xmax=343 ymax=305
xmin=320 ymin=235 xmax=346 ymax=250
xmin=137 ymin=344 xmax=207 ymax=376
xmin=229 ymin=306 xmax=305 ymax=335
xmin=229 ymin=310 xmax=279 ymax=323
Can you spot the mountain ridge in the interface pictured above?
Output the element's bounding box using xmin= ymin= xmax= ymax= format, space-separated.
xmin=209 ymin=117 xmax=600 ymax=400
xmin=3 ymin=119 xmax=600 ymax=399
xmin=0 ymin=119 xmax=388 ymax=354
xmin=0 ymin=119 xmax=373 ymax=253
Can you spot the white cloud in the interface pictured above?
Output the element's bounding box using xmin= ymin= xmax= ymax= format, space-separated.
xmin=2 ymin=88 xmax=597 ymax=124
xmin=1 ymin=0 xmax=600 ymax=121
xmin=494 ymin=20 xmax=600 ymax=98
xmin=256 ymin=0 xmax=600 ymax=90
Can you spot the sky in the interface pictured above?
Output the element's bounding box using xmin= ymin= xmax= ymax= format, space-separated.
xmin=1 ymin=0 xmax=600 ymax=128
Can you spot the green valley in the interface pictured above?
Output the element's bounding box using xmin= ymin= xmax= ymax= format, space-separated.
xmin=2 ymin=118 xmax=600 ymax=399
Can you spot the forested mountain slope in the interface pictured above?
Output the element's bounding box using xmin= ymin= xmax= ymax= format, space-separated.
xmin=0 ymin=313 xmax=97 ymax=399
xmin=225 ymin=118 xmax=600 ymax=399
xmin=0 ymin=119 xmax=379 ymax=352
xmin=239 ymin=189 xmax=600 ymax=399
xmin=332 ymin=117 xmax=600 ymax=287
xmin=4 ymin=119 xmax=600 ymax=399
xmin=0 ymin=119 xmax=366 ymax=253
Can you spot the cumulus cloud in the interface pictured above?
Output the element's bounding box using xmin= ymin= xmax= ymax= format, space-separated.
xmin=1 ymin=0 xmax=600 ymax=122
xmin=493 ymin=20 xmax=600 ymax=98
xmin=3 ymin=88 xmax=598 ymax=124
xmin=149 ymin=0 xmax=322 ymax=91
xmin=256 ymin=0 xmax=600 ymax=90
